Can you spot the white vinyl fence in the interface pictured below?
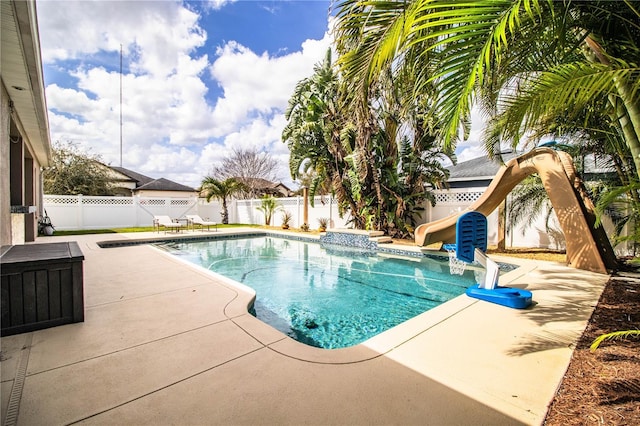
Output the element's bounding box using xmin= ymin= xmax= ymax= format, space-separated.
xmin=43 ymin=194 xmax=349 ymax=231
xmin=235 ymin=196 xmax=349 ymax=229
xmin=44 ymin=195 xmax=201 ymax=230
xmin=43 ymin=190 xmax=572 ymax=250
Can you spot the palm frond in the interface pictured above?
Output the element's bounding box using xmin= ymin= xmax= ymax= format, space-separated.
xmin=496 ymin=61 xmax=640 ymax=146
xmin=334 ymin=0 xmax=412 ymax=107
xmin=590 ymin=329 xmax=640 ymax=352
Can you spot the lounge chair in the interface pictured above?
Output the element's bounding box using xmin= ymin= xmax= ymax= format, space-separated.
xmin=186 ymin=214 xmax=218 ymax=232
xmin=153 ymin=215 xmax=186 ymax=233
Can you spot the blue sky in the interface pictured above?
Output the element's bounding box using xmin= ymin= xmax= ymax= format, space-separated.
xmin=37 ymin=0 xmax=484 ymax=189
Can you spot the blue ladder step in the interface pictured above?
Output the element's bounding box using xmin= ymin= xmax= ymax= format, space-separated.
xmin=466 ymin=285 xmax=533 ymax=309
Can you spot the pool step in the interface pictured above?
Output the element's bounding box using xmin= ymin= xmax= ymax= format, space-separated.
xmin=370 ymin=236 xmax=393 ymax=244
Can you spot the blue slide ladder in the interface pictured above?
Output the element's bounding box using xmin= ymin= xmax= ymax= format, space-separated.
xmin=450 ymin=212 xmax=532 ymax=309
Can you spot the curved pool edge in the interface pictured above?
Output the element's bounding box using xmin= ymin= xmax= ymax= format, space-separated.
xmin=124 ymin=229 xmax=530 ymax=365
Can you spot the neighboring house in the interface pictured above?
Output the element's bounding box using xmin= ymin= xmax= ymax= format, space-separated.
xmin=235 ymin=177 xmax=293 ymax=198
xmin=1 ymin=0 xmax=51 ymax=245
xmin=447 ymin=149 xmax=615 ymax=188
xmin=446 ymin=151 xmax=519 ymax=189
xmin=106 ymin=166 xmax=154 ymax=196
xmin=107 ymin=166 xmax=196 ymax=198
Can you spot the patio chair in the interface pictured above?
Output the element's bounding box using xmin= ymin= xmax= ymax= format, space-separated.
xmin=153 ymin=215 xmax=186 ymax=233
xmin=186 ymin=214 xmax=218 ymax=232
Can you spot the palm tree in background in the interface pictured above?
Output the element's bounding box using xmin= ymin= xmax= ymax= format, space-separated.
xmin=284 ymin=46 xmax=452 ymax=235
xmin=283 ymin=49 xmax=345 ymax=202
xmin=256 ymin=195 xmax=281 ymax=226
xmin=199 ymin=177 xmax=246 ymax=224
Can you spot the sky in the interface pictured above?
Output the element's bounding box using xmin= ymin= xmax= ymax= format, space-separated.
xmin=37 ymin=0 xmax=485 ymax=190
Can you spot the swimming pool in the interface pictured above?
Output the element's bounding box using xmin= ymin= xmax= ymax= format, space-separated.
xmin=157 ymin=236 xmax=480 ymax=349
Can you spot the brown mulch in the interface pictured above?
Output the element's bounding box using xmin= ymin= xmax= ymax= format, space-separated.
xmin=544 ymin=273 xmax=640 ymax=425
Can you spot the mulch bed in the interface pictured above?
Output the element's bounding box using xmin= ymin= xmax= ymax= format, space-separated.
xmin=544 ymin=273 xmax=640 ymax=425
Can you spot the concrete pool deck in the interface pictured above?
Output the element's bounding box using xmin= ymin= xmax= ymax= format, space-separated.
xmin=1 ymin=228 xmax=609 ymax=425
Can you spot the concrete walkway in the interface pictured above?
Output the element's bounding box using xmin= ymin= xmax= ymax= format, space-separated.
xmin=1 ymin=229 xmax=609 ymax=425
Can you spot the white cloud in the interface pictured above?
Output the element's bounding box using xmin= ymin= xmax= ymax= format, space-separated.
xmin=456 ymin=145 xmax=487 ymax=163
xmin=38 ymin=0 xmax=205 ymax=78
xmin=203 ymin=0 xmax=237 ymax=11
xmin=453 ymin=106 xmax=490 ymax=163
xmin=198 ymin=113 xmax=291 ymax=183
xmin=38 ymin=1 xmax=333 ymax=188
xmin=208 ymin=35 xmax=331 ymax=136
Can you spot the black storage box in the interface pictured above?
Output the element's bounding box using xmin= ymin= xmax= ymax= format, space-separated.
xmin=1 ymin=242 xmax=84 ymax=336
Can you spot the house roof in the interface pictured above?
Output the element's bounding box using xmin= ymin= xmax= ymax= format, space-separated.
xmin=110 ymin=166 xmax=155 ymax=186
xmin=108 ymin=166 xmax=195 ymax=192
xmin=134 ymin=177 xmax=196 ymax=192
xmin=236 ymin=177 xmax=291 ymax=191
xmin=447 ymin=151 xmax=520 ymax=182
xmin=447 ymin=149 xmax=616 ymax=184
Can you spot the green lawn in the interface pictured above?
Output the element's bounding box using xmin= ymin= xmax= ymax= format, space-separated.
xmin=51 ymin=223 xmax=259 ymax=236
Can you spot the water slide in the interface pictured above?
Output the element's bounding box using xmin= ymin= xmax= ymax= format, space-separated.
xmin=414 ymin=147 xmax=617 ymax=274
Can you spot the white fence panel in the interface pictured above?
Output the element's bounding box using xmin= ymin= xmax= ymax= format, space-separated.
xmin=44 ymin=195 xmax=201 ymax=230
xmin=279 ymin=198 xmax=301 ymax=227
xmin=81 ymin=196 xmax=137 ymax=229
xmin=507 ymin=211 xmax=565 ymax=250
xmin=308 ymin=196 xmax=349 ymax=229
xmin=235 ymin=199 xmax=258 ymax=225
xmin=44 ymin=195 xmax=137 ymax=230
xmin=43 ymin=195 xmax=84 ymax=230
xmin=195 ymin=199 xmax=223 ymax=223
xmin=233 ymin=196 xmax=350 ymax=229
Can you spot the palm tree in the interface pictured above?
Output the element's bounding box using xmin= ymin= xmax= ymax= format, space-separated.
xmin=283 ymin=49 xmax=363 ymax=222
xmin=256 ymin=195 xmax=281 ymax=226
xmin=284 ymin=46 xmax=452 ymax=234
xmin=333 ymin=0 xmax=640 ymax=177
xmin=283 ymin=49 xmax=343 ymax=200
xmin=199 ymin=177 xmax=245 ymax=224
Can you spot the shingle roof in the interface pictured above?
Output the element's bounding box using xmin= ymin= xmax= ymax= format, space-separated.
xmin=110 ymin=166 xmax=155 ymax=186
xmin=109 ymin=166 xmax=195 ymax=192
xmin=447 ymin=151 xmax=520 ymax=182
xmin=134 ymin=177 xmax=195 ymax=192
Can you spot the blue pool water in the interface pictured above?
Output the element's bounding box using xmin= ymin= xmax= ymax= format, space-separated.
xmin=158 ymin=236 xmax=480 ymax=349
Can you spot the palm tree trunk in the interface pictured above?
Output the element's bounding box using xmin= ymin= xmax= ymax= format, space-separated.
xmin=584 ymin=35 xmax=640 ymax=179
xmin=614 ymin=87 xmax=640 ymax=179
xmin=221 ymin=197 xmax=229 ymax=224
xmin=360 ymin=113 xmax=384 ymax=230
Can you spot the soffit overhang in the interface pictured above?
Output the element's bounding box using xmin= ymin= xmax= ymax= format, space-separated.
xmin=1 ymin=0 xmax=51 ymax=166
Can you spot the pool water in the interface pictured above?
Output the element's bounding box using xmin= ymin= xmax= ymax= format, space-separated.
xmin=158 ymin=236 xmax=479 ymax=349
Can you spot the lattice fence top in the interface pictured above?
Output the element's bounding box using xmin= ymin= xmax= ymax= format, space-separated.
xmin=139 ymin=199 xmax=165 ymax=206
xmin=236 ymin=196 xmax=336 ymax=207
xmin=44 ymin=196 xmax=80 ymax=205
xmin=84 ymin=197 xmax=133 ymax=205
xmin=44 ymin=195 xmax=198 ymax=207
xmin=44 ymin=195 xmax=134 ymax=205
xmin=170 ymin=199 xmax=194 ymax=206
xmin=434 ymin=190 xmax=483 ymax=204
